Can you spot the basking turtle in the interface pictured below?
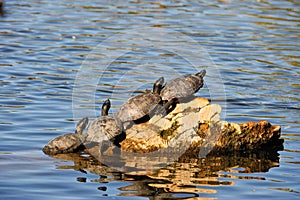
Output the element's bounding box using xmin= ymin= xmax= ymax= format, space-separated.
xmin=116 ymin=77 xmax=164 ymax=129
xmin=85 ymin=99 xmax=123 ymax=145
xmin=42 ymin=117 xmax=88 ymax=155
xmin=160 ymin=69 xmax=206 ymax=102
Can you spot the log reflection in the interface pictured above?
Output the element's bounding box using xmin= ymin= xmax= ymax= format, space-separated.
xmin=53 ymin=147 xmax=281 ymax=198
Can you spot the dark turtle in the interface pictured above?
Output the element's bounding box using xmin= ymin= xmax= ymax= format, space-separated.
xmin=85 ymin=99 xmax=123 ymax=145
xmin=42 ymin=117 xmax=88 ymax=155
xmin=160 ymin=69 xmax=206 ymax=102
xmin=116 ymin=77 xmax=164 ymax=129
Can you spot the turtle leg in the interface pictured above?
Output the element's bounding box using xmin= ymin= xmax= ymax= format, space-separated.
xmin=111 ymin=131 xmax=126 ymax=147
xmin=151 ymin=98 xmax=178 ymax=117
xmin=133 ymin=115 xmax=151 ymax=125
xmin=164 ymin=98 xmax=178 ymax=113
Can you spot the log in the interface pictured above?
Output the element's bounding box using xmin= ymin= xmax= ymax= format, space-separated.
xmin=120 ymin=97 xmax=283 ymax=154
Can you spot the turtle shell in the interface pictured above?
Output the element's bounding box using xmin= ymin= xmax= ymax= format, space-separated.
xmin=160 ymin=72 xmax=205 ymax=101
xmin=116 ymin=92 xmax=161 ymax=122
xmin=43 ymin=133 xmax=85 ymax=155
xmin=43 ymin=117 xmax=88 ymax=155
xmin=86 ymin=116 xmax=122 ymax=143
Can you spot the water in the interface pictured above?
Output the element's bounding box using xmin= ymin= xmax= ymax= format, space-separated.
xmin=0 ymin=0 xmax=299 ymax=199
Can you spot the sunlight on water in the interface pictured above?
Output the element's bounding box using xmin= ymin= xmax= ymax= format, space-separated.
xmin=0 ymin=0 xmax=299 ymax=199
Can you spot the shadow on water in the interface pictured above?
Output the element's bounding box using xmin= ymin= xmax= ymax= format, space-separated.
xmin=51 ymin=147 xmax=282 ymax=199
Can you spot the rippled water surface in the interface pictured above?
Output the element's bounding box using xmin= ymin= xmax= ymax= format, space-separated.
xmin=0 ymin=0 xmax=299 ymax=199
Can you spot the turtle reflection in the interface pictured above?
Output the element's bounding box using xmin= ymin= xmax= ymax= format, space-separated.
xmin=53 ymin=148 xmax=281 ymax=198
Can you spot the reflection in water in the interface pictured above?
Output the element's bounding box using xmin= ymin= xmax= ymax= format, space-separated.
xmin=1 ymin=0 xmax=299 ymax=199
xmin=53 ymin=148 xmax=280 ymax=198
xmin=0 ymin=0 xmax=3 ymax=17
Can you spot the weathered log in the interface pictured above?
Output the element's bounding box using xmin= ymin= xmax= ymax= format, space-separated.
xmin=120 ymin=97 xmax=283 ymax=154
xmin=120 ymin=98 xmax=214 ymax=152
xmin=182 ymin=120 xmax=283 ymax=161
xmin=199 ymin=120 xmax=283 ymax=153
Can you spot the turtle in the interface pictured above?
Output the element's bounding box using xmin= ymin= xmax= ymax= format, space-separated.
xmin=85 ymin=99 xmax=124 ymax=146
xmin=160 ymin=69 xmax=206 ymax=102
xmin=42 ymin=117 xmax=89 ymax=155
xmin=116 ymin=77 xmax=164 ymax=129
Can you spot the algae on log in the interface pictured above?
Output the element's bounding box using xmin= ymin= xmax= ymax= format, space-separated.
xmin=205 ymin=120 xmax=282 ymax=152
xmin=188 ymin=120 xmax=283 ymax=158
xmin=120 ymin=97 xmax=283 ymax=154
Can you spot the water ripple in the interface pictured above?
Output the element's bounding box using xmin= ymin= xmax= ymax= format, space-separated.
xmin=0 ymin=0 xmax=299 ymax=199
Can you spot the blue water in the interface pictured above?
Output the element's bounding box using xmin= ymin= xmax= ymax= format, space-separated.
xmin=0 ymin=0 xmax=299 ymax=199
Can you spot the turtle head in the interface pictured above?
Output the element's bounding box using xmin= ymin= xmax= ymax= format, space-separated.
xmin=195 ymin=69 xmax=206 ymax=78
xmin=101 ymin=99 xmax=111 ymax=116
xmin=153 ymin=77 xmax=164 ymax=94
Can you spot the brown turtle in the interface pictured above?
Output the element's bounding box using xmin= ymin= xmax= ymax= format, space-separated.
xmin=160 ymin=69 xmax=206 ymax=102
xmin=42 ymin=117 xmax=88 ymax=155
xmin=116 ymin=77 xmax=164 ymax=129
xmin=85 ymin=99 xmax=124 ymax=145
